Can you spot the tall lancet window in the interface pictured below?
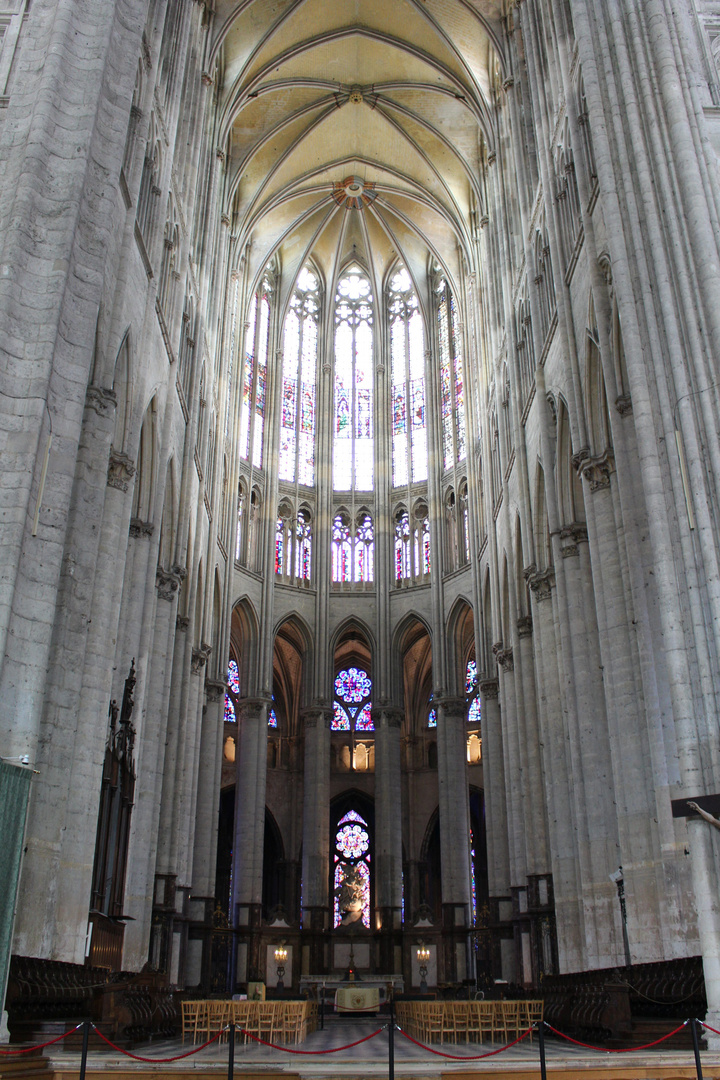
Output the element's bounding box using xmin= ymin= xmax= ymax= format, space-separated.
xmin=280 ymin=267 xmax=318 ymax=485
xmin=390 ymin=267 xmax=427 ymax=485
xmin=334 ymin=265 xmax=374 ymax=490
xmin=437 ymin=279 xmax=467 ymax=470
xmin=239 ymin=275 xmax=272 ymax=469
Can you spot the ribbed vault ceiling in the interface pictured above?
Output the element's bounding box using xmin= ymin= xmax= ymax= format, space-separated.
xmin=211 ymin=0 xmax=505 ymax=307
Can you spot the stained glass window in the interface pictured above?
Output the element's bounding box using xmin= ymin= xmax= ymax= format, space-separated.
xmin=239 ymin=276 xmax=272 ymax=468
xmin=389 ymin=267 xmax=427 ymax=485
xmin=236 ymin=485 xmax=245 ymax=562
xmin=225 ymin=659 xmax=240 ymax=723
xmin=470 ymin=829 xmax=477 ymax=925
xmin=332 ymin=513 xmax=352 ymax=582
xmin=268 ymin=706 xmax=277 ymax=729
xmin=437 ymin=279 xmax=466 ymax=470
xmin=334 ymin=265 xmax=374 ymax=490
xmin=396 ymin=507 xmax=430 ymax=583
xmin=333 ymin=810 xmax=371 ymax=928
xmin=354 ymin=513 xmax=374 ymax=583
xmin=296 ymin=511 xmax=312 ymax=581
xmin=332 ymin=666 xmax=373 ymax=730
xmin=466 ymin=657 xmax=481 ymax=726
xmin=280 ymin=267 xmax=318 ymax=485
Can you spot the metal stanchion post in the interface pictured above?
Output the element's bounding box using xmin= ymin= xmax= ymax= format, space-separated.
xmin=320 ymin=988 xmax=324 ymax=1030
xmin=691 ymin=1018 xmax=704 ymax=1080
xmin=537 ymin=1021 xmax=547 ymax=1080
xmin=228 ymin=1022 xmax=235 ymax=1080
xmin=78 ymin=1020 xmax=90 ymax=1080
xmin=388 ymin=1000 xmax=395 ymax=1080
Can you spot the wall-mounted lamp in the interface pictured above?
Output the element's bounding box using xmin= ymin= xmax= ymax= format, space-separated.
xmin=416 ymin=944 xmax=431 ymax=993
xmin=274 ymin=944 xmax=288 ymax=990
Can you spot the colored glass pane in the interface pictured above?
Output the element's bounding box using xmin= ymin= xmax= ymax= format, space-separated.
xmin=390 ymin=266 xmax=425 ymax=486
xmin=339 ymin=810 xmax=367 ymax=826
xmin=333 ymin=859 xmax=370 ymax=929
xmin=468 ymin=696 xmax=481 ymax=725
xmin=428 ymin=707 xmax=437 ymax=728
xmin=336 ymin=822 xmax=370 ymax=859
xmin=466 ymin=659 xmax=478 ymax=693
xmin=331 ymin=514 xmax=352 ymax=582
xmin=224 ymin=695 xmax=236 ymax=723
xmin=275 ymin=517 xmax=284 ymax=574
xmin=227 ymin=660 xmax=240 ymax=695
xmin=333 ymin=266 xmax=374 ymax=491
xmin=354 ymin=514 xmax=374 ymax=583
xmin=268 ymin=707 xmax=277 ymax=729
xmin=335 ymin=667 xmax=371 ymax=703
xmin=355 ymin=703 xmax=373 ymax=730
xmin=280 ymin=268 xmax=318 ymax=485
xmin=332 ymin=701 xmax=350 ymax=730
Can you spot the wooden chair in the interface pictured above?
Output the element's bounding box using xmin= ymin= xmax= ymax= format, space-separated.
xmin=439 ymin=1002 xmax=459 ymax=1044
xmin=465 ymin=1001 xmax=483 ymax=1043
xmin=257 ymin=1002 xmax=277 ymax=1043
xmin=208 ymin=1000 xmax=230 ymax=1042
xmin=231 ymin=1001 xmax=251 ymax=1044
xmin=181 ymin=1000 xmax=204 ymax=1044
xmin=424 ymin=1002 xmax=444 ymax=1043
xmin=497 ymin=1000 xmax=521 ymax=1042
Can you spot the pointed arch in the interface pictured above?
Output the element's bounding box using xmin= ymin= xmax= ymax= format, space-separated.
xmin=445 ymin=595 xmax=474 ymax=697
xmin=112 ymin=329 xmax=132 ymax=453
xmin=230 ymin=595 xmax=261 ymax=695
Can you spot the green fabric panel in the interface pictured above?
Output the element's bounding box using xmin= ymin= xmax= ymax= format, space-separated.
xmin=0 ymin=762 xmax=31 ymax=1013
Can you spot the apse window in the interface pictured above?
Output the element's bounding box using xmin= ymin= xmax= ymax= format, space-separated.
xmin=280 ymin=266 xmax=318 ymax=486
xmin=333 ymin=810 xmax=371 ymax=928
xmin=466 ymin=658 xmax=481 ymax=762
xmin=333 ymin=265 xmax=374 ymax=491
xmin=437 ymin=278 xmax=467 ymax=470
xmin=332 ymin=666 xmax=373 ymax=730
xmin=389 ymin=266 xmax=427 ymax=485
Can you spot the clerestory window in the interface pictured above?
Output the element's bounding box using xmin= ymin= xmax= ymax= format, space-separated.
xmin=389 ymin=266 xmax=427 ymax=485
xmin=333 ymin=265 xmax=374 ymax=491
xmin=239 ymin=275 xmax=272 ymax=469
xmin=280 ymin=266 xmax=319 ymax=485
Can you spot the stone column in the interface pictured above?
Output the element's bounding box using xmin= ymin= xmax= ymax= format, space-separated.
xmin=301 ymin=707 xmax=332 ymax=974
xmin=480 ymin=680 xmax=509 ymax=899
xmin=232 ymin=697 xmax=270 ymax=982
xmin=374 ymin=707 xmax=403 ymax=971
xmin=436 ymin=696 xmax=472 ymax=981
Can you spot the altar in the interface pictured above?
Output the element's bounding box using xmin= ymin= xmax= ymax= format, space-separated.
xmin=335 ymin=986 xmax=380 ymax=1012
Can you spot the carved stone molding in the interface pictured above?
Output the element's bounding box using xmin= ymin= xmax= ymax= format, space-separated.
xmin=191 ymin=642 xmax=213 ymax=674
xmin=86 ymin=386 xmax=117 ymax=417
xmin=129 ymin=517 xmax=154 ymax=539
xmin=517 ymin=615 xmax=533 ymax=638
xmin=436 ymin=696 xmax=467 ymax=721
xmin=156 ymin=564 xmax=185 ymax=601
xmin=480 ymin=679 xmax=499 ymax=700
xmin=301 ymin=706 xmax=333 ymax=730
xmin=205 ymin=678 xmax=227 ymax=703
xmin=373 ymin=707 xmax=404 ymax=729
xmin=176 ymin=615 xmax=190 ymax=631
xmin=578 ymin=448 xmax=615 ymax=491
xmin=615 ymin=393 xmax=632 ymax=416
xmin=559 ymin=522 xmax=588 ymax=559
xmin=528 ymin=567 xmax=555 ymax=601
xmin=493 ymin=643 xmax=514 ymax=671
xmin=571 ymin=446 xmax=590 ymax=472
xmin=107 ymin=448 xmax=136 ymax=491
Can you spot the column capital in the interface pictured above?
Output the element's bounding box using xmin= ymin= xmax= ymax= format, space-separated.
xmin=107 ymin=447 xmax=135 ymax=491
xmin=86 ymin=385 xmax=117 ymax=418
xmin=436 ymin=695 xmax=466 ymax=720
xmin=527 ymin=566 xmax=555 ymax=601
xmin=205 ymin=678 xmax=227 ymax=703
xmin=156 ymin=563 xmax=186 ymax=602
xmin=578 ymin=448 xmax=615 ymax=491
xmin=480 ymin=678 xmax=499 ymax=699
xmin=373 ymin=706 xmax=404 ymax=729
xmin=301 ymin=705 xmax=333 ymax=730
xmin=237 ymin=696 xmax=272 ymax=722
xmin=191 ymin=642 xmax=213 ymax=673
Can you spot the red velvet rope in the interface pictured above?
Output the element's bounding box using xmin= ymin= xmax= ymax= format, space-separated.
xmin=543 ymin=1021 xmax=688 ymax=1052
xmin=396 ymin=1023 xmax=533 ymax=1059
xmin=0 ymin=1025 xmax=82 ymax=1054
xmin=702 ymin=1021 xmax=720 ymax=1036
xmin=91 ymin=1024 xmax=226 ymax=1061
xmin=238 ymin=1024 xmax=385 ymax=1053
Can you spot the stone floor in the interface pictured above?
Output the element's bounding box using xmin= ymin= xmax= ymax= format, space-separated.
xmin=42 ymin=1020 xmax=720 ymax=1079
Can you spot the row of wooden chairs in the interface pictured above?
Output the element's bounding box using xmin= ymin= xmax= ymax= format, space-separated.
xmin=181 ymin=1000 xmax=317 ymax=1045
xmin=395 ymin=1000 xmax=543 ymax=1044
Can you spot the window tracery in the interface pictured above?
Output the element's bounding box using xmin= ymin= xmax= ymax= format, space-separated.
xmin=334 ymin=265 xmax=374 ymax=491
xmin=280 ymin=266 xmax=319 ymax=485
xmin=395 ymin=504 xmax=430 ymax=584
xmin=437 ymin=278 xmax=467 ymax=470
xmin=275 ymin=504 xmax=312 ymax=584
xmin=333 ymin=809 xmax=371 ymax=929
xmin=240 ymin=275 xmax=272 ymax=469
xmin=389 ymin=266 xmax=427 ymax=485
xmin=332 ymin=667 xmax=374 ymax=731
